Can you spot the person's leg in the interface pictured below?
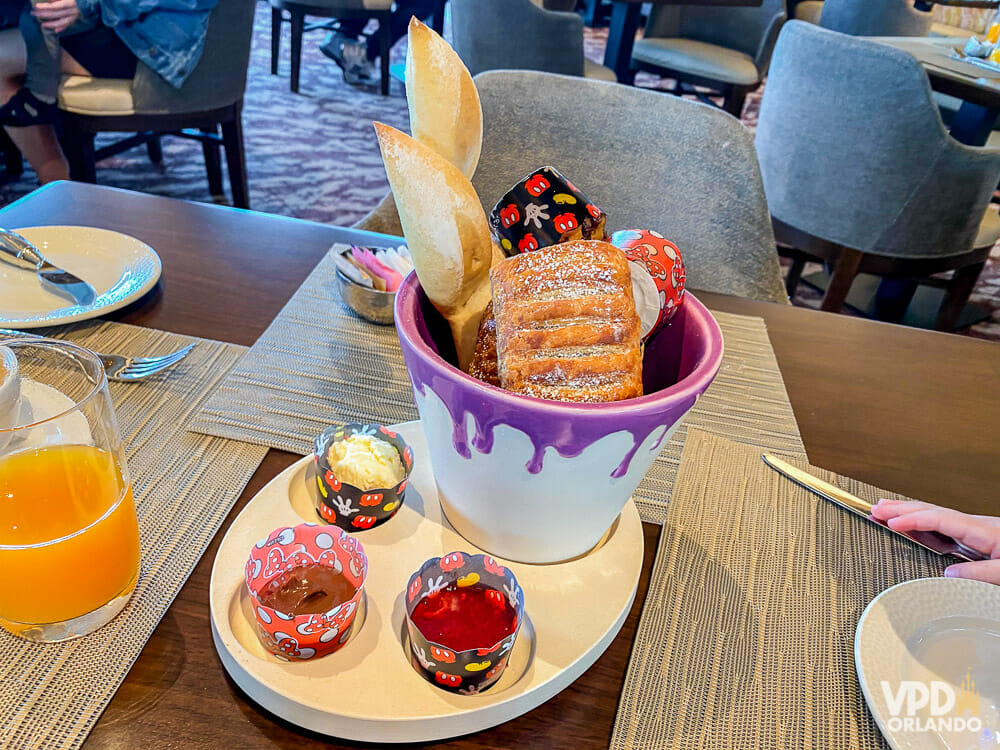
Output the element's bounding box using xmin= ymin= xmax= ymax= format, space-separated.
xmin=0 ymin=27 xmax=26 ymax=101
xmin=59 ymin=46 xmax=87 ymax=75
xmin=319 ymin=17 xmax=369 ymax=70
xmin=19 ymin=5 xmax=60 ymax=103
xmin=337 ymin=19 xmax=367 ymax=38
xmin=3 ymin=118 xmax=64 ymax=181
xmin=364 ymin=0 xmax=437 ymax=61
xmin=5 ymin=9 xmax=134 ymax=185
xmin=58 ymin=22 xmax=136 ymax=79
xmin=0 ymin=5 xmax=62 ymax=140
xmin=1 ymin=46 xmax=90 ymax=183
xmin=0 ymin=26 xmax=62 ymax=181
xmin=321 ymin=18 xmax=378 ymax=84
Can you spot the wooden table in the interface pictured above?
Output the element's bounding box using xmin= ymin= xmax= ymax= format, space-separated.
xmin=915 ymin=0 xmax=999 ymax=9
xmin=599 ymin=0 xmax=764 ymax=83
xmin=874 ymin=35 xmax=1000 ymax=145
xmin=2 ymin=181 xmax=998 ymax=750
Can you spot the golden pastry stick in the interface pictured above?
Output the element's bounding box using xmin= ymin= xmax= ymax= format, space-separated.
xmin=404 ymin=18 xmax=482 ymax=178
xmin=374 ymin=122 xmax=495 ymax=372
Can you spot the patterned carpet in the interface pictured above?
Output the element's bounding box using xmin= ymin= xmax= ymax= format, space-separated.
xmin=0 ymin=2 xmax=997 ymax=341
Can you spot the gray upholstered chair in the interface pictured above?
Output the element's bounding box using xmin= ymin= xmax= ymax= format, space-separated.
xmin=360 ymin=70 xmax=788 ymax=304
xmin=819 ymin=0 xmax=931 ymax=36
xmin=755 ymin=21 xmax=1000 ymax=330
xmin=450 ymin=0 xmax=615 ymax=81
xmin=629 ymin=0 xmax=786 ymax=116
xmin=58 ymin=0 xmax=254 ymax=207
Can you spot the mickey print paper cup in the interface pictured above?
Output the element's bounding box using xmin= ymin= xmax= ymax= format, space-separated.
xmin=245 ymin=523 xmax=368 ymax=661
xmin=489 ymin=166 xmax=607 ymax=255
xmin=313 ymin=424 xmax=413 ymax=532
xmin=610 ymin=229 xmax=686 ymax=341
xmin=404 ymin=552 xmax=524 ymax=695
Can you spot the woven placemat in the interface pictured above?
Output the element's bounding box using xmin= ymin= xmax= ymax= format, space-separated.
xmin=612 ymin=429 xmax=945 ymax=750
xmin=0 ymin=321 xmax=268 ymax=750
xmin=190 ymin=248 xmax=804 ymax=523
xmin=189 ymin=248 xmax=418 ymax=452
xmin=634 ymin=311 xmax=804 ymax=524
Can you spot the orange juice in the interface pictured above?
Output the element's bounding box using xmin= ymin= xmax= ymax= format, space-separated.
xmin=0 ymin=444 xmax=140 ymax=626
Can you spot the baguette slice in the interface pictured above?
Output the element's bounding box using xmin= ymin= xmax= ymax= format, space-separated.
xmin=405 ymin=18 xmax=482 ymax=178
xmin=491 ymin=241 xmax=643 ymax=403
xmin=374 ymin=122 xmax=494 ymax=371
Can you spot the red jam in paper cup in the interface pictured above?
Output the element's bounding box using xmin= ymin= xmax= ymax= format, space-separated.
xmin=610 ymin=229 xmax=686 ymax=341
xmin=404 ymin=552 xmax=524 ymax=695
xmin=245 ymin=523 xmax=368 ymax=660
xmin=313 ymin=423 xmax=413 ymax=532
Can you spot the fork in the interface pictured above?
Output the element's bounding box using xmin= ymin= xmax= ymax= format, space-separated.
xmin=0 ymin=329 xmax=195 ymax=382
xmin=95 ymin=345 xmax=196 ymax=381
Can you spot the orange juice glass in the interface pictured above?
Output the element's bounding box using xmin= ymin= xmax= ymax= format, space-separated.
xmin=0 ymin=339 xmax=140 ymax=642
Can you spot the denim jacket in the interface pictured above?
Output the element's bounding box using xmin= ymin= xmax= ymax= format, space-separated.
xmin=75 ymin=0 xmax=219 ymax=88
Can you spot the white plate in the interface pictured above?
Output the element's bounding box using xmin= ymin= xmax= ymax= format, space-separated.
xmin=855 ymin=577 xmax=1000 ymax=749
xmin=210 ymin=420 xmax=644 ymax=743
xmin=0 ymin=226 xmax=162 ymax=329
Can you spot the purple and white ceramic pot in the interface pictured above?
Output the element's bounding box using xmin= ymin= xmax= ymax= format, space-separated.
xmin=394 ymin=273 xmax=724 ymax=563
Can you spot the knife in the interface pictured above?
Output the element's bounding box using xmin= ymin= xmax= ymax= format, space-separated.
xmin=0 ymin=228 xmax=96 ymax=307
xmin=761 ymin=453 xmax=990 ymax=563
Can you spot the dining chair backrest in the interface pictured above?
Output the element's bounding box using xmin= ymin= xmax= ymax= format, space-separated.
xmin=819 ymin=0 xmax=930 ymax=37
xmin=451 ymin=0 xmax=587 ymax=77
xmin=644 ymin=0 xmax=787 ymax=71
xmin=130 ymin=0 xmax=255 ymax=114
xmin=755 ymin=21 xmax=1000 ymax=260
xmin=472 ymin=70 xmax=788 ymax=303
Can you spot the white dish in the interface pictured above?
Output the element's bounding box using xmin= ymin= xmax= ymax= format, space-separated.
xmin=951 ymin=50 xmax=1000 ymax=75
xmin=0 ymin=226 xmax=162 ymax=329
xmin=210 ymin=420 xmax=644 ymax=743
xmin=855 ymin=577 xmax=1000 ymax=750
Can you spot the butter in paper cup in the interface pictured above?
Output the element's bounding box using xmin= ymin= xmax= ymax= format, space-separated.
xmin=313 ymin=423 xmax=413 ymax=531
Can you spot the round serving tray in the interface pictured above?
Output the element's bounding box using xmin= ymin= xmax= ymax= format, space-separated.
xmin=209 ymin=421 xmax=644 ymax=743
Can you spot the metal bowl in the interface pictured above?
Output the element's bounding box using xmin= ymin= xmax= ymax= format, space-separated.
xmin=336 ymin=268 xmax=396 ymax=325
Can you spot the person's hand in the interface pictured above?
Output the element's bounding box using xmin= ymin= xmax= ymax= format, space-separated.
xmin=32 ymin=0 xmax=80 ymax=34
xmin=871 ymin=499 xmax=1000 ymax=585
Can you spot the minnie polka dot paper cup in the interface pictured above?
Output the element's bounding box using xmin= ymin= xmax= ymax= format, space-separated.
xmin=313 ymin=423 xmax=413 ymax=532
xmin=245 ymin=523 xmax=368 ymax=661
xmin=610 ymin=229 xmax=686 ymax=341
xmin=404 ymin=552 xmax=524 ymax=695
xmin=489 ymin=166 xmax=607 ymax=255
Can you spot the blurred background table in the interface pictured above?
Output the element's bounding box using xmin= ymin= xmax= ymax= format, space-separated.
xmin=1 ymin=181 xmax=997 ymax=749
xmin=914 ymin=0 xmax=999 ymax=9
xmin=874 ymin=34 xmax=1000 ymax=145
